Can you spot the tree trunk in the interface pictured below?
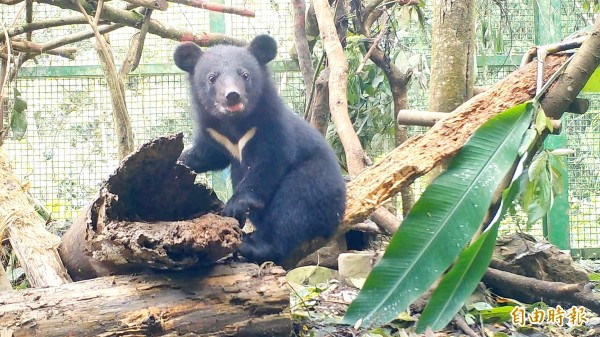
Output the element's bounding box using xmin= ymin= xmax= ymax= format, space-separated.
xmin=391 ymin=82 xmax=413 ymax=217
xmin=429 ymin=0 xmax=476 ymax=111
xmin=0 ymin=262 xmax=292 ymax=337
xmin=292 ymin=0 xmax=314 ymax=95
xmin=0 ymin=149 xmax=72 ymax=287
xmin=426 ymin=0 xmax=476 ymax=182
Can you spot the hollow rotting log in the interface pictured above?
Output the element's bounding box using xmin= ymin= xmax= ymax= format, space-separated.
xmin=59 ymin=133 xmax=242 ymax=281
xmin=0 ymin=133 xmax=293 ymax=336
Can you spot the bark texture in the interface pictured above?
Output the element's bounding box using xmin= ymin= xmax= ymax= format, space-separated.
xmin=309 ymin=67 xmax=331 ymax=135
xmin=541 ymin=18 xmax=600 ymax=118
xmin=429 ymin=0 xmax=476 ymax=111
xmin=292 ymin=0 xmax=314 ymax=95
xmin=484 ymin=268 xmax=600 ymax=314
xmin=426 ymin=0 xmax=475 ymax=182
xmin=0 ymin=262 xmax=291 ymax=337
xmin=0 ymin=150 xmax=72 ymax=287
xmin=313 ymin=0 xmax=366 ymax=178
xmin=59 ymin=134 xmax=237 ymax=281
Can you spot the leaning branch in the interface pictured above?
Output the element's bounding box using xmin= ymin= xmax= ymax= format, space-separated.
xmin=119 ymin=8 xmax=153 ymax=78
xmin=313 ymin=0 xmax=366 ymax=177
xmin=0 ymin=16 xmax=109 ymax=42
xmin=342 ymin=54 xmax=570 ymax=227
xmin=541 ymin=20 xmax=600 ymax=119
xmin=75 ymin=0 xmax=135 ymax=159
xmin=40 ymin=24 xmax=125 ymax=53
xmin=0 ymin=150 xmax=71 ymax=287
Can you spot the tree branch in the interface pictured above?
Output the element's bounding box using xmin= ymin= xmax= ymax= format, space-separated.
xmin=10 ymin=38 xmax=76 ymax=59
xmin=355 ymin=11 xmax=388 ymax=74
xmin=541 ymin=21 xmax=600 ymax=119
xmin=363 ymin=0 xmax=385 ymax=21
xmin=0 ymin=21 xmax=13 ymax=135
xmin=75 ymin=0 xmax=135 ymax=159
xmin=40 ymin=23 xmax=124 ymax=53
xmin=0 ymin=17 xmax=108 ymax=42
xmin=166 ymin=0 xmax=255 ymax=17
xmin=341 ymin=54 xmax=569 ymax=227
xmin=483 ymin=268 xmax=600 ymax=313
xmin=35 ymin=0 xmax=247 ymax=47
xmin=122 ymin=0 xmax=168 ymax=10
xmin=25 ymin=0 xmax=32 ymax=41
xmin=0 ymin=151 xmax=72 ymax=287
xmin=292 ymin=0 xmax=315 ymax=96
xmin=119 ymin=8 xmax=153 ymax=78
xmin=314 ymin=0 xmax=367 ymax=177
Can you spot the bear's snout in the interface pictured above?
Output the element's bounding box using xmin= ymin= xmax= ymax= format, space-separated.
xmin=226 ymin=91 xmax=241 ymax=104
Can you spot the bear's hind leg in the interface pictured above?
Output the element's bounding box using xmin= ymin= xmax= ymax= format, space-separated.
xmin=239 ymin=157 xmax=345 ymax=266
xmin=239 ymin=230 xmax=285 ymax=264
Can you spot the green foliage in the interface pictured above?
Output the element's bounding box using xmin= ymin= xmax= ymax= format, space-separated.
xmin=518 ymin=149 xmax=569 ymax=224
xmin=582 ymin=67 xmax=600 ymax=92
xmin=10 ymin=87 xmax=28 ymax=140
xmin=343 ymin=102 xmax=534 ymax=328
xmin=582 ymin=0 xmax=600 ymax=13
xmin=417 ymin=165 xmax=523 ymax=332
xmin=474 ymin=305 xmax=517 ymax=323
xmin=327 ymin=38 xmax=395 ymax=168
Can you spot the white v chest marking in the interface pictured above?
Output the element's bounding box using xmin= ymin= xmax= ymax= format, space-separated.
xmin=206 ymin=127 xmax=256 ymax=162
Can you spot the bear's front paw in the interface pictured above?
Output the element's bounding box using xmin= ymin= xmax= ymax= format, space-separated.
xmin=223 ymin=193 xmax=264 ymax=228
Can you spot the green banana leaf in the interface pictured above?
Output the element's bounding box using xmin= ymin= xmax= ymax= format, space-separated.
xmin=343 ymin=102 xmax=534 ymax=328
xmin=416 ymin=167 xmax=523 ymax=332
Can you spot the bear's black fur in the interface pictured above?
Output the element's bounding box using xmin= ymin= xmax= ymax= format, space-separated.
xmin=174 ymin=35 xmax=346 ymax=265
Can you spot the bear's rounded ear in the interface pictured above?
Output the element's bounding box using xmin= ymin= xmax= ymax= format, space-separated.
xmin=174 ymin=42 xmax=203 ymax=73
xmin=248 ymin=35 xmax=277 ymax=65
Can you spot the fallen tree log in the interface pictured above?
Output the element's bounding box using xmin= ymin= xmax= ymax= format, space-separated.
xmin=59 ymin=134 xmax=241 ymax=281
xmin=0 ymin=262 xmax=291 ymax=336
xmin=0 ymin=149 xmax=72 ymax=287
xmin=483 ymin=268 xmax=600 ymax=314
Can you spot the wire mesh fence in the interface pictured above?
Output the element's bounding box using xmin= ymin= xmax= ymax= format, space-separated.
xmin=1 ymin=0 xmax=599 ymax=248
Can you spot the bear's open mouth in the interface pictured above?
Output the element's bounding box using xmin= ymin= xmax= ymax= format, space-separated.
xmin=226 ymin=102 xmax=245 ymax=113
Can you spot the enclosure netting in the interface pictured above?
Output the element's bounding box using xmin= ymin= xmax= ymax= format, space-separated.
xmin=1 ymin=0 xmax=599 ymax=248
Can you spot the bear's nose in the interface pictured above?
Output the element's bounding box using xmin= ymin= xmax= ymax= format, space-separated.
xmin=226 ymin=91 xmax=241 ymax=103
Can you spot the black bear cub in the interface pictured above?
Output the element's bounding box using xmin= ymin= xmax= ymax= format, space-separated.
xmin=174 ymin=35 xmax=346 ymax=266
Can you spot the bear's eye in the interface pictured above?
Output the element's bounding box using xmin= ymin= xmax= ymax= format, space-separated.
xmin=241 ymin=72 xmax=250 ymax=81
xmin=207 ymin=74 xmax=217 ymax=84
